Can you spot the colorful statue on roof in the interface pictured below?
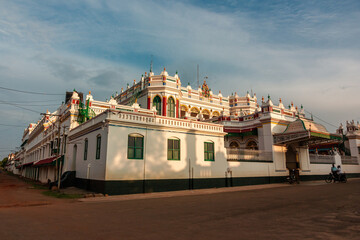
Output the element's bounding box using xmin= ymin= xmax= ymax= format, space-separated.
xmin=201 ymin=80 xmax=210 ymax=98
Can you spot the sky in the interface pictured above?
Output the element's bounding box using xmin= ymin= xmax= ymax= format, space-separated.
xmin=1 ymin=0 xmax=360 ymax=158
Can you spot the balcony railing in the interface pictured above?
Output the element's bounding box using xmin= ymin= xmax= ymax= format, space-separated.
xmin=227 ymin=148 xmax=273 ymax=162
xmin=309 ymin=154 xmax=335 ymax=164
xmin=341 ymin=156 xmax=359 ymax=165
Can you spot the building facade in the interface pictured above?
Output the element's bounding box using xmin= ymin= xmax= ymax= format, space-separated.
xmin=6 ymin=69 xmax=360 ymax=194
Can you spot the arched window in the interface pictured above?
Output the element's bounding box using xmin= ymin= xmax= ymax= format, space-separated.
xmin=168 ymin=138 xmax=180 ymax=160
xmin=84 ymin=138 xmax=88 ymax=160
xmin=246 ymin=140 xmax=258 ymax=150
xmin=96 ymin=135 xmax=101 ymax=159
xmin=128 ymin=134 xmax=144 ymax=159
xmin=153 ymin=96 xmax=161 ymax=115
xmin=190 ymin=107 xmax=200 ymax=117
xmin=204 ymin=141 xmax=215 ymax=161
xmin=202 ymin=109 xmax=210 ymax=120
xmin=229 ymin=141 xmax=239 ymax=148
xmin=167 ymin=97 xmax=175 ymax=118
xmin=180 ymin=105 xmax=188 ymax=118
xmin=212 ymin=111 xmax=220 ymax=117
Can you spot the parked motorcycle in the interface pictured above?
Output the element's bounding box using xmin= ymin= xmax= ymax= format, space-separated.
xmin=287 ymin=169 xmax=299 ymax=184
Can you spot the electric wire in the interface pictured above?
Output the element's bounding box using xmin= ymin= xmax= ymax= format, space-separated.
xmin=5 ymin=99 xmax=62 ymax=103
xmin=0 ymin=86 xmax=63 ymax=95
xmin=304 ymin=109 xmax=338 ymax=128
xmin=0 ymin=102 xmax=60 ymax=107
xmin=0 ymin=100 xmax=41 ymax=114
xmin=0 ymin=123 xmax=26 ymax=127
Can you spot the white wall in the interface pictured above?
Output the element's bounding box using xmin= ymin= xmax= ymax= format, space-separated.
xmin=105 ymin=125 xmax=227 ymax=181
xmin=70 ymin=127 xmax=108 ymax=180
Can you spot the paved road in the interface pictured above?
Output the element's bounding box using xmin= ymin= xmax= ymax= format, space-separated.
xmin=1 ymin=171 xmax=360 ymax=240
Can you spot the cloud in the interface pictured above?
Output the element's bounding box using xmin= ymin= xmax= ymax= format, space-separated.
xmin=88 ymin=70 xmax=123 ymax=87
xmin=0 ymin=0 xmax=360 ymax=157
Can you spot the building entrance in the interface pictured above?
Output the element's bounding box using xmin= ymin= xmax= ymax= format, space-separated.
xmin=286 ymin=145 xmax=298 ymax=170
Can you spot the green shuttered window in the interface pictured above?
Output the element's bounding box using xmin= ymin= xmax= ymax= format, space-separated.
xmin=84 ymin=138 xmax=88 ymax=160
xmin=204 ymin=142 xmax=214 ymax=161
xmin=96 ymin=135 xmax=101 ymax=159
xmin=153 ymin=96 xmax=161 ymax=116
xmin=128 ymin=135 xmax=144 ymax=159
xmin=168 ymin=138 xmax=180 ymax=160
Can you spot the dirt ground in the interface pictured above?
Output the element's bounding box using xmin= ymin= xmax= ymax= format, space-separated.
xmin=0 ymin=171 xmax=73 ymax=208
xmin=1 ymin=170 xmax=360 ymax=240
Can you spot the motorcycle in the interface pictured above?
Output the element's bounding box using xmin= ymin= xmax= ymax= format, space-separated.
xmin=325 ymin=172 xmax=347 ymax=183
xmin=287 ymin=169 xmax=299 ymax=184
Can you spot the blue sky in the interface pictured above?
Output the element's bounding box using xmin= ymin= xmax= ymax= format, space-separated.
xmin=1 ymin=0 xmax=360 ymax=158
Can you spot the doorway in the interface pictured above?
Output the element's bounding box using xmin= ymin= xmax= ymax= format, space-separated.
xmin=286 ymin=145 xmax=298 ymax=170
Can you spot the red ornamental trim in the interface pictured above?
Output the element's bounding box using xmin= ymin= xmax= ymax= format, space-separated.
xmin=147 ymin=97 xmax=151 ymax=110
xmin=176 ymin=99 xmax=179 ymax=118
xmin=163 ymin=96 xmax=167 ymax=116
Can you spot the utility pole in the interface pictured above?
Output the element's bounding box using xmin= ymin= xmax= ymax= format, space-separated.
xmin=57 ymin=125 xmax=68 ymax=190
xmin=41 ymin=112 xmax=62 ymax=188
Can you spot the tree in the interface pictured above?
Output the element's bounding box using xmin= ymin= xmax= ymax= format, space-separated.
xmin=0 ymin=157 xmax=8 ymax=168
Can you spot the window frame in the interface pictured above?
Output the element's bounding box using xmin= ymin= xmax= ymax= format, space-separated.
xmin=84 ymin=138 xmax=88 ymax=160
xmin=96 ymin=135 xmax=101 ymax=159
xmin=153 ymin=96 xmax=162 ymax=116
xmin=167 ymin=138 xmax=180 ymax=160
xmin=128 ymin=134 xmax=144 ymax=160
xmin=167 ymin=97 xmax=175 ymax=118
xmin=204 ymin=141 xmax=215 ymax=161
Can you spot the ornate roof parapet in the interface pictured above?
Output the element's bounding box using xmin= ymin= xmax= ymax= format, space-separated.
xmin=108 ymin=96 xmax=117 ymax=105
xmin=256 ymin=104 xmax=261 ymax=112
xmin=300 ymin=105 xmax=305 ymax=115
xmin=160 ymin=67 xmax=168 ymax=76
xmin=174 ymin=71 xmax=179 ymax=80
xmin=346 ymin=120 xmax=359 ymax=133
xmin=71 ymin=90 xmax=80 ymax=100
xmin=278 ymin=98 xmax=284 ymax=109
xmin=290 ymin=101 xmax=296 ymax=112
xmin=86 ymin=91 xmax=93 ymax=102
xmin=336 ymin=123 xmax=344 ymax=135
xmin=266 ymin=94 xmax=273 ymax=106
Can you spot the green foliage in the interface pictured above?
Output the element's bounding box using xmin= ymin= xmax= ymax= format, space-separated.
xmin=0 ymin=157 xmax=8 ymax=168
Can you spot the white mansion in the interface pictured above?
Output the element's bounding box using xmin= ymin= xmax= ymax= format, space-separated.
xmin=6 ymin=68 xmax=360 ymax=194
